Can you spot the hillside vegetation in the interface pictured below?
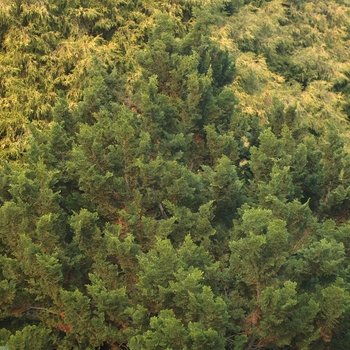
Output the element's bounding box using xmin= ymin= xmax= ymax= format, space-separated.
xmin=1 ymin=0 xmax=350 ymax=349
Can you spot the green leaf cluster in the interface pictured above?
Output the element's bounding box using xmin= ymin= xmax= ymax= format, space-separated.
xmin=1 ymin=0 xmax=350 ymax=349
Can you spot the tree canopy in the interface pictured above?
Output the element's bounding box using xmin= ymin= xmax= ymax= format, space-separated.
xmin=1 ymin=0 xmax=350 ymax=349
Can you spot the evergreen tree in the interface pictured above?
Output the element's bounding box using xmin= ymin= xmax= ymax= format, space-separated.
xmin=1 ymin=0 xmax=350 ymax=349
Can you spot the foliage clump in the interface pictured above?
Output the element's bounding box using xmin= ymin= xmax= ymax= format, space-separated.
xmin=1 ymin=0 xmax=350 ymax=349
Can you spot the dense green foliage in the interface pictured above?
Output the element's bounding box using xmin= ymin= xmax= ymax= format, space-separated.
xmin=1 ymin=0 xmax=350 ymax=349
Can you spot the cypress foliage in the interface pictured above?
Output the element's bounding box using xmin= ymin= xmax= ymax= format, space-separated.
xmin=1 ymin=0 xmax=350 ymax=349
